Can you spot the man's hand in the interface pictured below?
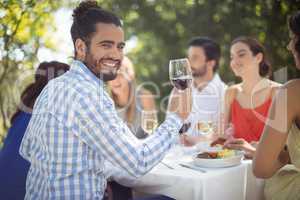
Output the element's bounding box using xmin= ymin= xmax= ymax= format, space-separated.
xmin=179 ymin=134 xmax=197 ymax=146
xmin=180 ymin=132 xmax=219 ymax=147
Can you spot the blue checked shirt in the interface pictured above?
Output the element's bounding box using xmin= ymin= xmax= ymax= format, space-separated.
xmin=20 ymin=60 xmax=182 ymax=200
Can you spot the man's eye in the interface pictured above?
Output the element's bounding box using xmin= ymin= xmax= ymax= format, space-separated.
xmin=118 ymin=45 xmax=125 ymax=50
xmin=102 ymin=44 xmax=112 ymax=48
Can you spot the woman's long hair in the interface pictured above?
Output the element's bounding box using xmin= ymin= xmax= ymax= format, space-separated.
xmin=10 ymin=61 xmax=70 ymax=124
xmin=111 ymin=81 xmax=137 ymax=124
xmin=110 ymin=57 xmax=137 ymax=124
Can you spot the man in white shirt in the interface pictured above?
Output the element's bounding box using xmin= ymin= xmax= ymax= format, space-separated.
xmin=168 ymin=37 xmax=227 ymax=138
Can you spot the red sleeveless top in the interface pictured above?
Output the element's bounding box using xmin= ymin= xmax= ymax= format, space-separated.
xmin=231 ymin=98 xmax=272 ymax=142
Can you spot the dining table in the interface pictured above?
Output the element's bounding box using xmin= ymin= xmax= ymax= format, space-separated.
xmin=132 ymin=146 xmax=265 ymax=200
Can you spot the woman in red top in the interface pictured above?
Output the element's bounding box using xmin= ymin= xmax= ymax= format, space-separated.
xmin=223 ymin=37 xmax=281 ymax=158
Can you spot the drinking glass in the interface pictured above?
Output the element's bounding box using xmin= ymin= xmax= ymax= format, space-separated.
xmin=169 ymin=58 xmax=192 ymax=90
xmin=141 ymin=110 xmax=158 ymax=135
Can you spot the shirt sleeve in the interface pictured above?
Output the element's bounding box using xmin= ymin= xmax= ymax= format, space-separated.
xmin=72 ymin=90 xmax=182 ymax=177
xmin=104 ymin=160 xmax=138 ymax=187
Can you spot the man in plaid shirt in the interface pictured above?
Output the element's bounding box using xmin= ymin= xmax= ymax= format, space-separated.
xmin=20 ymin=1 xmax=191 ymax=199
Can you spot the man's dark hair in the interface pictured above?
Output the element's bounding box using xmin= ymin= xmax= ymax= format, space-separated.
xmin=71 ymin=0 xmax=122 ymax=57
xmin=188 ymin=37 xmax=221 ymax=72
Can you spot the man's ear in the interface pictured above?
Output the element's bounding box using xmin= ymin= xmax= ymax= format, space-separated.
xmin=207 ymin=60 xmax=216 ymax=71
xmin=75 ymin=38 xmax=87 ymax=60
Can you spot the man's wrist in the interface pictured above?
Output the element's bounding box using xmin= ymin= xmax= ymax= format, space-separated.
xmin=179 ymin=122 xmax=191 ymax=135
xmin=165 ymin=112 xmax=183 ymax=129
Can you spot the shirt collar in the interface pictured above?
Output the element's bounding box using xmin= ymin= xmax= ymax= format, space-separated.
xmin=192 ymin=73 xmax=224 ymax=94
xmin=71 ymin=60 xmax=104 ymax=87
xmin=209 ymin=73 xmax=222 ymax=86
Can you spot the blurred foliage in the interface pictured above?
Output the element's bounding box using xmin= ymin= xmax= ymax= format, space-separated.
xmin=1 ymin=0 xmax=300 ymax=145
xmin=0 ymin=0 xmax=63 ymax=144
xmin=95 ymin=0 xmax=300 ymax=120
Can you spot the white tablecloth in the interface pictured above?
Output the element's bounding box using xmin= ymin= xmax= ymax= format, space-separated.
xmin=132 ymin=148 xmax=264 ymax=200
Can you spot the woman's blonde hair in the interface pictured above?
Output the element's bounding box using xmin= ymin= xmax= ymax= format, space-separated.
xmin=111 ymin=56 xmax=137 ymax=124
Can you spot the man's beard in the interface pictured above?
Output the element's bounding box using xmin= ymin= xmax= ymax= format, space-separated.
xmin=192 ymin=64 xmax=207 ymax=78
xmin=84 ymin=52 xmax=119 ymax=82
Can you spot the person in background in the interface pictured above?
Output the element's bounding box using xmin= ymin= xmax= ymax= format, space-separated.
xmin=0 ymin=61 xmax=70 ymax=200
xmin=182 ymin=37 xmax=280 ymax=159
xmin=221 ymin=37 xmax=280 ymax=158
xmin=168 ymin=37 xmax=227 ymax=140
xmin=253 ymin=11 xmax=300 ymax=200
xmin=19 ymin=1 xmax=190 ymax=199
xmin=108 ymin=56 xmax=157 ymax=139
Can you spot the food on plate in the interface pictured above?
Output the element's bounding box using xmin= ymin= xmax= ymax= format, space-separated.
xmin=217 ymin=148 xmax=235 ymax=158
xmin=196 ymin=148 xmax=235 ymax=159
xmin=197 ymin=152 xmax=217 ymax=159
xmin=210 ymin=138 xmax=226 ymax=147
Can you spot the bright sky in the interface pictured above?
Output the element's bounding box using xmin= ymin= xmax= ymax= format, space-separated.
xmin=37 ymin=8 xmax=73 ymax=64
xmin=37 ymin=8 xmax=137 ymax=64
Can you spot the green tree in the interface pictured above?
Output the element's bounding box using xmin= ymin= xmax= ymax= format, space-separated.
xmin=96 ymin=0 xmax=300 ymax=120
xmin=0 ymin=0 xmax=63 ymax=144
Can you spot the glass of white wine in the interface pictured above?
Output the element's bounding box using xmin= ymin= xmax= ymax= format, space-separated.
xmin=195 ymin=113 xmax=216 ymax=135
xmin=196 ymin=120 xmax=214 ymax=135
xmin=141 ymin=110 xmax=158 ymax=135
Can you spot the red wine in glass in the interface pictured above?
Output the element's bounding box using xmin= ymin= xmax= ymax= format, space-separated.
xmin=171 ymin=76 xmax=192 ymax=90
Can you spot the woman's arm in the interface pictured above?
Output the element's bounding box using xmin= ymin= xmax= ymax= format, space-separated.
xmin=220 ymin=86 xmax=236 ymax=137
xmin=253 ymin=81 xmax=300 ymax=178
xmin=223 ymin=83 xmax=282 ymax=159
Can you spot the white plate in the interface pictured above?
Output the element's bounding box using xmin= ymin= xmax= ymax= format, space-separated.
xmin=192 ymin=151 xmax=244 ymax=168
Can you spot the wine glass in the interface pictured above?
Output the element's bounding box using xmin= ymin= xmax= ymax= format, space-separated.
xmin=196 ymin=120 xmax=214 ymax=135
xmin=195 ymin=113 xmax=215 ymax=135
xmin=141 ymin=110 xmax=158 ymax=135
xmin=169 ymin=58 xmax=192 ymax=90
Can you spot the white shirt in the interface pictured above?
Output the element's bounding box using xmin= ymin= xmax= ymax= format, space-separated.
xmin=186 ymin=74 xmax=227 ymax=136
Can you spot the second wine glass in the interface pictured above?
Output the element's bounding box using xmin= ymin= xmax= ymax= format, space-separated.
xmin=141 ymin=110 xmax=158 ymax=135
